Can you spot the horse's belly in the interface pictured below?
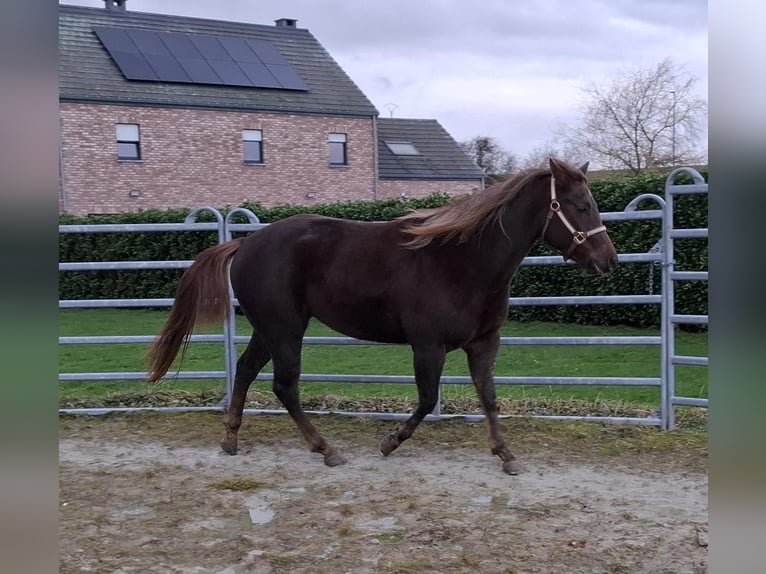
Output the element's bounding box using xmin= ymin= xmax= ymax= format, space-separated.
xmin=311 ymin=299 xmax=406 ymax=344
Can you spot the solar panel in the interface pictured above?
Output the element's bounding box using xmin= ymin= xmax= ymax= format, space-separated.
xmin=160 ymin=32 xmax=203 ymax=60
xmin=110 ymin=51 xmax=158 ymax=81
xmin=238 ymin=61 xmax=281 ymax=89
xmin=188 ymin=34 xmax=230 ymax=60
xmin=93 ymin=26 xmax=309 ymax=91
xmin=144 ymin=53 xmax=191 ymax=83
xmin=207 ymin=59 xmax=251 ymax=87
xmin=246 ymin=39 xmax=287 ymax=65
xmin=267 ymin=64 xmax=309 ymax=90
xmin=130 ymin=29 xmax=169 ymax=56
xmin=93 ymin=26 xmax=139 ymax=55
xmin=176 ymin=58 xmax=223 ymax=84
xmin=218 ymin=36 xmax=260 ymax=63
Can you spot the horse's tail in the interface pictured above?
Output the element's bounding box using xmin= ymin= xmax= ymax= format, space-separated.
xmin=146 ymin=238 xmax=245 ymax=382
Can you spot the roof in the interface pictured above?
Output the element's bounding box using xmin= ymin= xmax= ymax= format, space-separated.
xmin=377 ymin=118 xmax=484 ymax=180
xmin=59 ymin=4 xmax=378 ymax=117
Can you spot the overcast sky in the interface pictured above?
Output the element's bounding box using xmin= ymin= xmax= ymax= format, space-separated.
xmin=61 ymin=0 xmax=708 ymax=161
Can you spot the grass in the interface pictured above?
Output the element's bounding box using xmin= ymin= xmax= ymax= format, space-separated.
xmin=58 ymin=309 xmax=707 ymax=409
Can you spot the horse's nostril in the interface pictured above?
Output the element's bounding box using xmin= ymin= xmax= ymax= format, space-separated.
xmin=609 ymin=254 xmax=619 ymax=271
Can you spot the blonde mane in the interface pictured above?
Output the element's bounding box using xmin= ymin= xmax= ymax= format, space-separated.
xmin=399 ymin=168 xmax=549 ymax=248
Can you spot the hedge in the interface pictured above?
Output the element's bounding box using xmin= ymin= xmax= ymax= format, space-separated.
xmin=59 ymin=170 xmax=707 ymax=329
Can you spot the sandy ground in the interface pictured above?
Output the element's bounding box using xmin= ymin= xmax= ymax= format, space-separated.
xmin=59 ymin=413 xmax=708 ymax=573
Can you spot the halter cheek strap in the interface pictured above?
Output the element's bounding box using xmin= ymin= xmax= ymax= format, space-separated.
xmin=541 ymin=176 xmax=607 ymax=260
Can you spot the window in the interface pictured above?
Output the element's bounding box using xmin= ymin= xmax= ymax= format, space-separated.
xmin=385 ymin=141 xmax=420 ymax=156
xmin=116 ymin=123 xmax=141 ymax=160
xmin=243 ymin=129 xmax=263 ymax=164
xmin=329 ymin=133 xmax=347 ymax=166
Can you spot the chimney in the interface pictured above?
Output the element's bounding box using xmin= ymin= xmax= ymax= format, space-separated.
xmin=274 ymin=18 xmax=298 ymax=28
xmin=104 ymin=0 xmax=127 ymax=11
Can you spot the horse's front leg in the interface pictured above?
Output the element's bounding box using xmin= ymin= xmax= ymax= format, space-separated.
xmin=464 ymin=332 xmax=523 ymax=475
xmin=380 ymin=343 xmax=445 ymax=456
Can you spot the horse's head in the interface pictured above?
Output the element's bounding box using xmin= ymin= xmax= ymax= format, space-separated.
xmin=541 ymin=158 xmax=618 ymax=275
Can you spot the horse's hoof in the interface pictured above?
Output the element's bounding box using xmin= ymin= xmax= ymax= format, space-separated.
xmin=324 ymin=450 xmax=347 ymax=467
xmin=503 ymin=459 xmax=524 ymax=475
xmin=220 ymin=438 xmax=238 ymax=456
xmin=379 ymin=434 xmax=399 ymax=457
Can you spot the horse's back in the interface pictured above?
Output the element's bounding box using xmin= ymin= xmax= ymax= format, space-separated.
xmin=229 ymin=214 xmax=411 ymax=340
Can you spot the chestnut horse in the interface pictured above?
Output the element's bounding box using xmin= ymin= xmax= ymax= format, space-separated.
xmin=147 ymin=158 xmax=617 ymax=474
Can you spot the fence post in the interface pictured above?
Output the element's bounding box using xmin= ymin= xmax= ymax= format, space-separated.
xmin=222 ymin=208 xmax=262 ymax=409
xmin=623 ymin=193 xmax=668 ymax=428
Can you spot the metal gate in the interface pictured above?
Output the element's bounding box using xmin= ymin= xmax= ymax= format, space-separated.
xmin=59 ymin=169 xmax=708 ymax=429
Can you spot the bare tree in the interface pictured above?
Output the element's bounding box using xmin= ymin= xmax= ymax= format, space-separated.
xmin=558 ymin=59 xmax=707 ymax=174
xmin=459 ymin=136 xmax=520 ymax=176
xmin=521 ymin=142 xmax=585 ymax=170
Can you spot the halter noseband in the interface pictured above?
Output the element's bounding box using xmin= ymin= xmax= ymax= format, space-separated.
xmin=540 ymin=176 xmax=607 ymax=261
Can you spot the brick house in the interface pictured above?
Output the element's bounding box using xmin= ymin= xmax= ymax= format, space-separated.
xmin=59 ymin=2 xmax=484 ymax=215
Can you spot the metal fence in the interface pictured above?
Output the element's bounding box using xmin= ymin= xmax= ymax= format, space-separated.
xmin=59 ymin=170 xmax=708 ymax=429
xmin=661 ymin=168 xmax=709 ymax=429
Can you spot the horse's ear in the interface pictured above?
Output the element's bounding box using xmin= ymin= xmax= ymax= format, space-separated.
xmin=579 ymin=161 xmax=589 ymax=175
xmin=549 ymin=157 xmax=566 ymax=179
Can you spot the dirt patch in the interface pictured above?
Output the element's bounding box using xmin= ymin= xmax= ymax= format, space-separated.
xmin=60 ymin=413 xmax=708 ymax=573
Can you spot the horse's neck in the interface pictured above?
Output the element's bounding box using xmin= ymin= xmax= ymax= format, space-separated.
xmin=471 ymin=189 xmax=546 ymax=282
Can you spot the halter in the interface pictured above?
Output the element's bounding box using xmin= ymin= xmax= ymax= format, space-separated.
xmin=540 ymin=176 xmax=607 ymax=261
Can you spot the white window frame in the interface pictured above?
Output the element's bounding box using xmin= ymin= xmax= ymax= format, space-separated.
xmin=243 ymin=129 xmax=264 ymax=164
xmin=116 ymin=123 xmax=141 ymax=161
xmin=329 ymin=132 xmax=347 ymax=166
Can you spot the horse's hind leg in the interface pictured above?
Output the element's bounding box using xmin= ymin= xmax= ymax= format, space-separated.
xmin=380 ymin=343 xmax=445 ymax=456
xmin=221 ymin=332 xmax=271 ymax=455
xmin=464 ymin=332 xmax=523 ymax=475
xmin=270 ymin=339 xmax=346 ymax=467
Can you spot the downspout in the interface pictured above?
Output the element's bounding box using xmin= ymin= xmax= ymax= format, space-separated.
xmin=372 ymin=115 xmax=379 ymax=200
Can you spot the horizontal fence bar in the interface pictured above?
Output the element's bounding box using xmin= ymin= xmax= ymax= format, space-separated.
xmin=59 ymin=371 xmax=660 ymax=386
xmin=225 ymin=223 xmax=268 ymax=233
xmin=509 ymin=295 xmax=661 ymax=306
xmin=601 ymin=210 xmax=663 ymax=221
xmin=672 ymin=355 xmax=709 ymax=367
xmin=59 ymin=335 xmax=224 ymax=345
xmin=235 ymin=410 xmax=664 ymax=426
xmin=60 ymin=260 xmax=194 ymax=271
xmin=57 ymin=406 xmax=663 ymax=426
xmin=668 ymin=185 xmax=708 ymax=195
xmin=59 ymin=371 xmax=225 ymax=381
xmin=60 ymin=299 xmax=174 ymax=308
xmin=59 ymin=407 xmax=224 ymax=415
xmin=521 ymin=252 xmax=661 ymax=266
xmin=671 ymin=228 xmax=708 ymax=239
xmin=670 ymin=271 xmax=708 ymax=281
xmin=293 ymin=336 xmax=662 ymax=347
xmin=59 ymin=223 xmax=221 ymax=233
xmin=61 ymin=294 xmax=664 ymax=310
xmin=671 ymin=314 xmax=709 ymax=325
xmin=672 ymin=397 xmax=709 ymax=408
xmin=59 ymin=334 xmax=662 ymax=347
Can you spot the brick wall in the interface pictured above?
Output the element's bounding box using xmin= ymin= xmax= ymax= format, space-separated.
xmin=59 ymin=103 xmax=377 ymax=215
xmin=377 ymin=178 xmax=483 ymax=201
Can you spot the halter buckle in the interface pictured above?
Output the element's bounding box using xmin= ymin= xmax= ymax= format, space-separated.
xmin=573 ymin=231 xmax=587 ymax=245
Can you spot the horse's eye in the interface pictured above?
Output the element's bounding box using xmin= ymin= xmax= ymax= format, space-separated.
xmin=575 ymin=202 xmax=590 ymax=213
